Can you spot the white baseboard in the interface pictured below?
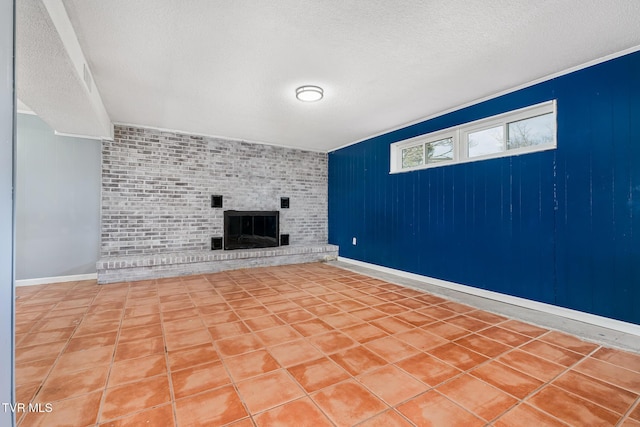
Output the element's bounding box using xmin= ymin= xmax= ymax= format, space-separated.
xmin=16 ymin=273 xmax=98 ymax=287
xmin=338 ymin=257 xmax=640 ymax=337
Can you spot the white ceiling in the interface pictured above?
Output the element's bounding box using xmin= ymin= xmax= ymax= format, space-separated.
xmin=17 ymin=0 xmax=640 ymax=151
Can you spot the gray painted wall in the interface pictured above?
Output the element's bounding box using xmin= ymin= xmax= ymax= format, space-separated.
xmin=16 ymin=114 xmax=101 ymax=279
xmin=101 ymin=125 xmax=327 ymax=257
xmin=1 ymin=0 xmax=15 ymax=422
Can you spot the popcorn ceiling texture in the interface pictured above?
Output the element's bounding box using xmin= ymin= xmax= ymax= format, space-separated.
xmin=101 ymin=125 xmax=328 ymax=257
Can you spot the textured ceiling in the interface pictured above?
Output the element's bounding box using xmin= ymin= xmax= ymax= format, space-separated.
xmin=20 ymin=1 xmax=640 ymax=151
xmin=16 ymin=0 xmax=112 ymax=139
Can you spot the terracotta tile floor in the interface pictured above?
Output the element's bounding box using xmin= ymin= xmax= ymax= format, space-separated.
xmin=14 ymin=262 xmax=640 ymax=426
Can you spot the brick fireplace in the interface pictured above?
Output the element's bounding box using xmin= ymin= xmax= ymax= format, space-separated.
xmin=97 ymin=125 xmax=336 ymax=283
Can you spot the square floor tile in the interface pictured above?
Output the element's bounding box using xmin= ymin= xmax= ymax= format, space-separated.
xmin=574 ymin=357 xmax=640 ymax=394
xmin=253 ymin=397 xmax=333 ymax=427
xmin=101 ymin=375 xmax=171 ymax=422
xmin=370 ymin=316 xmax=413 ymax=334
xmin=357 ymin=410 xmax=414 ymax=427
xmin=37 ymin=365 xmax=109 ymax=402
xmin=397 ymin=390 xmax=484 ymax=427
xmin=437 ymin=374 xmax=517 ymax=421
xmin=395 ymin=329 xmax=448 ymax=352
xmin=500 ymin=320 xmax=548 ymax=338
xmin=291 ymin=319 xmax=334 ymax=337
xmin=164 ymin=328 xmax=212 ymax=351
xmin=66 ymin=331 xmax=118 ymax=353
xmin=121 ymin=313 xmax=162 ymax=329
xmin=466 ymin=310 xmax=508 ymax=324
xmin=308 ymin=330 xmax=356 ymax=354
xmin=446 ymin=315 xmax=491 ymax=332
xmin=394 ymin=310 xmax=435 ymax=326
xmin=99 ymin=404 xmax=174 ymax=427
xmin=276 ymin=309 xmax=314 ymax=323
xmin=330 ymin=345 xmax=388 ymax=375
xmin=20 ymin=390 xmax=102 ymax=427
xmin=108 ymin=353 xmax=166 ymax=387
xmin=114 ymin=336 xmax=164 ymax=362
xmin=341 ymin=323 xmax=387 ymax=343
xmin=311 ymin=379 xmax=387 ymax=426
xmin=17 ymin=327 xmax=76 ymax=348
xmin=208 ymin=321 xmax=251 ymax=339
xmin=161 ymin=308 xmax=199 ymax=322
xmin=163 ymin=317 xmax=206 ymax=334
xmin=216 ymin=333 xmax=263 ymax=357
xmin=497 ymin=349 xmax=566 ymax=382
xmin=167 ymin=342 xmax=219 ymax=371
xmin=421 ymin=321 xmax=469 ymax=341
xmin=269 ymin=339 xmax=324 ymax=367
xmin=224 ymin=349 xmax=280 ymax=382
xmin=519 ymin=339 xmax=584 ymax=366
xmin=15 ymin=358 xmax=56 ymax=385
xmin=470 ymin=361 xmax=543 ymax=399
xmin=236 ymin=369 xmax=305 ymax=414
xmin=255 ymin=325 xmax=301 ymax=347
xmin=428 ymin=343 xmax=489 ymax=371
xmin=592 ymin=347 xmax=640 ymax=373
xmin=244 ymin=314 xmax=284 ymax=332
xmin=553 ymin=370 xmax=637 ymax=415
xmin=175 ymin=385 xmax=248 ymax=426
xmin=287 ymin=357 xmax=350 ymax=393
xmin=358 ymin=365 xmax=429 ymax=405
xmin=171 ymin=360 xmax=231 ymax=399
xmin=540 ymin=331 xmax=599 ymax=355
xmin=478 ymin=326 xmax=532 ymax=347
xmin=455 ymin=334 xmax=511 ymax=358
xmin=528 ymin=385 xmax=619 ymax=426
xmin=494 ymin=403 xmax=568 ymax=427
xmin=365 ymin=336 xmax=420 ymax=363
xmin=396 ymin=352 xmax=461 ymax=386
xmin=350 ymin=307 xmax=386 ymax=321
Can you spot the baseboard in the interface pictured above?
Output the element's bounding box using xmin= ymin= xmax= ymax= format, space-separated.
xmin=337 ymin=257 xmax=640 ymax=337
xmin=16 ymin=273 xmax=98 ymax=287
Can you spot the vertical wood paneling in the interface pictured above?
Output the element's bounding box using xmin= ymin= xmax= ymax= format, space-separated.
xmin=328 ymin=51 xmax=640 ymax=325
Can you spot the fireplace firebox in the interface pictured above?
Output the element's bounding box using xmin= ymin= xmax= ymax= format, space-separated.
xmin=224 ymin=210 xmax=279 ymax=250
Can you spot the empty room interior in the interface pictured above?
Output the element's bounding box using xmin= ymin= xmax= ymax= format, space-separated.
xmin=6 ymin=1 xmax=640 ymax=426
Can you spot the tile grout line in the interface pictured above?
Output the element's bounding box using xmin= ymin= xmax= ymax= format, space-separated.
xmin=14 ymin=264 xmax=640 ymax=426
xmin=207 ymin=275 xmax=261 ymax=427
xmin=161 ymin=277 xmax=180 ymax=427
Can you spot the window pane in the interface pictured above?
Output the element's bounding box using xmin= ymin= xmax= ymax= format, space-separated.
xmin=426 ymin=137 xmax=453 ymax=163
xmin=507 ymin=113 xmax=554 ymax=149
xmin=402 ymin=145 xmax=424 ymax=168
xmin=468 ymin=126 xmax=504 ymax=157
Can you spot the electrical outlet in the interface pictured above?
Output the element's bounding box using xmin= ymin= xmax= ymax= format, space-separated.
xmin=352 ymin=237 xmax=357 ymax=245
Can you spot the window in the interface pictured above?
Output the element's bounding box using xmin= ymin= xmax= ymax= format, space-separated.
xmin=390 ymin=100 xmax=556 ymax=173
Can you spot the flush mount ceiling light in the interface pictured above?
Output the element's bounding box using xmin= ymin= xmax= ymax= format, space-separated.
xmin=295 ymin=85 xmax=323 ymax=102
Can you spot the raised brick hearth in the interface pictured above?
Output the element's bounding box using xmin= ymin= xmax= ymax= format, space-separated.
xmin=96 ymin=244 xmax=338 ymax=284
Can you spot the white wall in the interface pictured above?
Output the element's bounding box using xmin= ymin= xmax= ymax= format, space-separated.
xmin=16 ymin=114 xmax=101 ymax=280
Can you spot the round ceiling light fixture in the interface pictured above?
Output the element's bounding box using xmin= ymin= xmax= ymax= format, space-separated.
xmin=295 ymin=85 xmax=323 ymax=102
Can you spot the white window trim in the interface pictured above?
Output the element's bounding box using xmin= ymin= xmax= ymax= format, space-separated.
xmin=391 ymin=128 xmax=457 ymax=172
xmin=390 ymin=100 xmax=557 ymax=174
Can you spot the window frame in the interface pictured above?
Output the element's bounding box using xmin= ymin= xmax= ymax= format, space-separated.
xmin=390 ymin=100 xmax=557 ymax=174
xmin=390 ymin=128 xmax=457 ymax=173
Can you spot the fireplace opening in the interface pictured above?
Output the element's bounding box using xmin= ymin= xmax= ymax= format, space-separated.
xmin=224 ymin=210 xmax=279 ymax=250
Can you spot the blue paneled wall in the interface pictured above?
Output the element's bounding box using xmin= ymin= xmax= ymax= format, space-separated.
xmin=328 ymin=50 xmax=640 ymax=325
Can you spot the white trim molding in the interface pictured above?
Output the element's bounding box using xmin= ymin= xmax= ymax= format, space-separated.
xmin=16 ymin=273 xmax=97 ymax=287
xmin=338 ymin=257 xmax=640 ymax=337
